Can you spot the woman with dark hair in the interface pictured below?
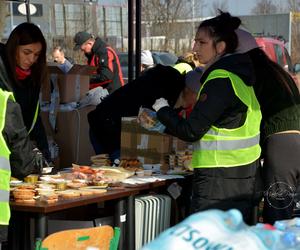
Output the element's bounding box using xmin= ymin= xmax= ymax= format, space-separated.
xmin=236 ymin=29 xmax=300 ymax=224
xmin=152 ymin=12 xmax=262 ymax=222
xmin=0 ymin=22 xmax=51 ymax=162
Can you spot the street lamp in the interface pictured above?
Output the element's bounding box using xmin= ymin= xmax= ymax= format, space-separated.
xmin=190 ymin=0 xmax=195 ymax=37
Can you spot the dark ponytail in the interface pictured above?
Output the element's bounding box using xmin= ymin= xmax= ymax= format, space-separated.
xmin=198 ymin=11 xmax=241 ymax=53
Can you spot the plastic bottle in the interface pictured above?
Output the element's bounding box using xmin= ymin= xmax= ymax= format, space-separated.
xmin=273 ymin=218 xmax=300 ymax=249
xmin=142 ymin=209 xmax=279 ymax=250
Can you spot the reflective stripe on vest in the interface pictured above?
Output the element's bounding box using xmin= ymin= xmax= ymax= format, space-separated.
xmin=173 ymin=63 xmax=193 ymax=74
xmin=0 ymin=88 xmax=12 ymax=225
xmin=0 ymin=190 xmax=9 ymax=202
xmin=0 ymin=157 xmax=10 ymax=171
xmin=192 ymin=69 xmax=261 ymax=168
xmin=194 ymin=135 xmax=260 ymax=151
xmin=28 ymin=100 xmax=39 ymax=134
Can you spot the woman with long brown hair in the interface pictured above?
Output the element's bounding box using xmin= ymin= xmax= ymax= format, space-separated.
xmin=0 ymin=22 xmax=50 ymax=162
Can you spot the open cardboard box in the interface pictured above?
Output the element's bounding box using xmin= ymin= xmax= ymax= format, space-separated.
xmin=120 ymin=117 xmax=191 ymax=172
xmin=41 ymin=105 xmax=96 ymax=168
xmin=42 ymin=63 xmax=95 ymax=103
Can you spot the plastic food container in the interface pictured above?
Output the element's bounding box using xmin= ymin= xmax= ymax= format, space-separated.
xmin=136 ymin=171 xmax=145 ymax=177
xmin=144 ymin=170 xmax=153 ymax=176
xmin=24 ymin=174 xmax=39 ymax=184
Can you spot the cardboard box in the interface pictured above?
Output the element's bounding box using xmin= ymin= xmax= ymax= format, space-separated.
xmin=41 ymin=105 xmax=96 ymax=168
xmin=121 ymin=117 xmax=190 ymax=166
xmin=42 ymin=63 xmax=95 ymax=103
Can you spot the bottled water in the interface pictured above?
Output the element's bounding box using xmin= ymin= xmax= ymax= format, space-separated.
xmin=273 ymin=218 xmax=300 ymax=249
xmin=142 ymin=209 xmax=280 ymax=250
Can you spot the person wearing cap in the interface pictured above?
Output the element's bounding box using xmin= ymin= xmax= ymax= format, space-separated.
xmin=73 ymin=31 xmax=124 ymax=92
xmin=152 ymin=12 xmax=261 ymax=223
xmin=141 ymin=50 xmax=155 ymax=71
xmin=236 ymin=29 xmax=300 ymax=224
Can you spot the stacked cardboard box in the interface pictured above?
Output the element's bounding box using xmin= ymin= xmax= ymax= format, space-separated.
xmin=41 ymin=63 xmax=96 ymax=168
xmin=41 ymin=106 xmax=96 ymax=168
xmin=41 ymin=63 xmax=93 ymax=103
xmin=120 ymin=117 xmax=191 ymax=171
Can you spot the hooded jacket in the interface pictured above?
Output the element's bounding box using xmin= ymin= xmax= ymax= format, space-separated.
xmin=156 ymin=53 xmax=256 ymax=142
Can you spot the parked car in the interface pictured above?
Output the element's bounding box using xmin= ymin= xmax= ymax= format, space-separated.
xmin=118 ymin=51 xmax=178 ymax=83
xmin=255 ymin=37 xmax=300 ymax=91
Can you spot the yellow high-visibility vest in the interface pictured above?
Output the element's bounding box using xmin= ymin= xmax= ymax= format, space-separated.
xmin=192 ymin=69 xmax=262 ymax=168
xmin=0 ymin=88 xmax=13 ymax=225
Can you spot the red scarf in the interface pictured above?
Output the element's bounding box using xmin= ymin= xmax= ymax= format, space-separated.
xmin=16 ymin=66 xmax=31 ymax=80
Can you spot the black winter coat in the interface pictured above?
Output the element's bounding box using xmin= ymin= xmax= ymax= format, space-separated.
xmin=0 ymin=43 xmax=50 ymax=161
xmin=156 ymin=53 xmax=255 ymax=142
xmin=88 ymin=64 xmax=186 ymax=152
xmin=87 ymin=38 xmax=124 ymax=93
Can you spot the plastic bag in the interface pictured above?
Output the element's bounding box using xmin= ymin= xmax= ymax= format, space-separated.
xmin=137 ymin=107 xmax=166 ymax=133
xmin=78 ymin=86 xmax=109 ymax=108
xmin=142 ymin=209 xmax=282 ymax=250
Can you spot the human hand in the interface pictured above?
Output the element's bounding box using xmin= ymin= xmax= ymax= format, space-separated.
xmin=152 ymin=98 xmax=169 ymax=112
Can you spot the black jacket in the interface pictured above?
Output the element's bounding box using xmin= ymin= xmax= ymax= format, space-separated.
xmin=0 ymin=98 xmax=42 ymax=243
xmin=4 ymin=99 xmax=42 ymax=179
xmin=0 ymin=43 xmax=50 ymax=161
xmin=88 ymin=64 xmax=186 ymax=152
xmin=156 ymin=53 xmax=256 ymax=142
xmin=87 ymin=38 xmax=124 ymax=93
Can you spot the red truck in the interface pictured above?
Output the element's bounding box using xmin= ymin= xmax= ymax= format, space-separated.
xmin=255 ymin=37 xmax=300 ymax=92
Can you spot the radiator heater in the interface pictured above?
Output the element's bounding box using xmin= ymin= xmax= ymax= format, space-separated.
xmin=135 ymin=194 xmax=171 ymax=250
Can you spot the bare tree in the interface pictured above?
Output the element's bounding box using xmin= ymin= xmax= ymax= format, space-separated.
xmin=209 ymin=0 xmax=229 ymax=16
xmin=287 ymin=1 xmax=300 ymax=63
xmin=251 ymin=0 xmax=278 ymax=15
xmin=0 ymin=1 xmax=9 ymax=41
xmin=287 ymin=0 xmax=300 ymax=11
xmin=142 ymin=0 xmax=204 ymax=52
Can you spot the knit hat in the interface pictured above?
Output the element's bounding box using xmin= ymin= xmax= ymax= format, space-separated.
xmin=185 ymin=67 xmax=203 ymax=93
xmin=141 ymin=50 xmax=154 ymax=66
xmin=235 ymin=28 xmax=259 ymax=54
xmin=74 ymin=31 xmax=93 ymax=50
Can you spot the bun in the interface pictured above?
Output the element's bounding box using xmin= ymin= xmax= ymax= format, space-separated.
xmin=15 ymin=199 xmax=36 ymax=204
xmin=45 ymin=198 xmax=58 ymax=204
xmin=59 ymin=191 xmax=81 ymax=199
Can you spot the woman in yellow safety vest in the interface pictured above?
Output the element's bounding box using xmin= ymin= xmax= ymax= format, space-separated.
xmin=0 ymin=88 xmax=43 ymax=248
xmin=0 ymin=22 xmax=51 ymax=162
xmin=152 ymin=11 xmax=262 ymax=223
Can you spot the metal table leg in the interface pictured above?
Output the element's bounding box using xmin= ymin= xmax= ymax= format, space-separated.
xmin=127 ymin=195 xmax=135 ymax=250
xmin=115 ymin=198 xmax=126 ymax=250
xmin=34 ymin=213 xmax=48 ymax=240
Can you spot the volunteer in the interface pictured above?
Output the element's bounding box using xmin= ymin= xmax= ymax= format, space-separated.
xmin=152 ymin=12 xmax=262 ymax=223
xmin=52 ymin=46 xmax=74 ymax=73
xmin=0 ymin=87 xmax=44 ymax=249
xmin=88 ymin=57 xmax=194 ymax=162
xmin=73 ymin=31 xmax=124 ymax=92
xmin=0 ymin=22 xmax=51 ymax=162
